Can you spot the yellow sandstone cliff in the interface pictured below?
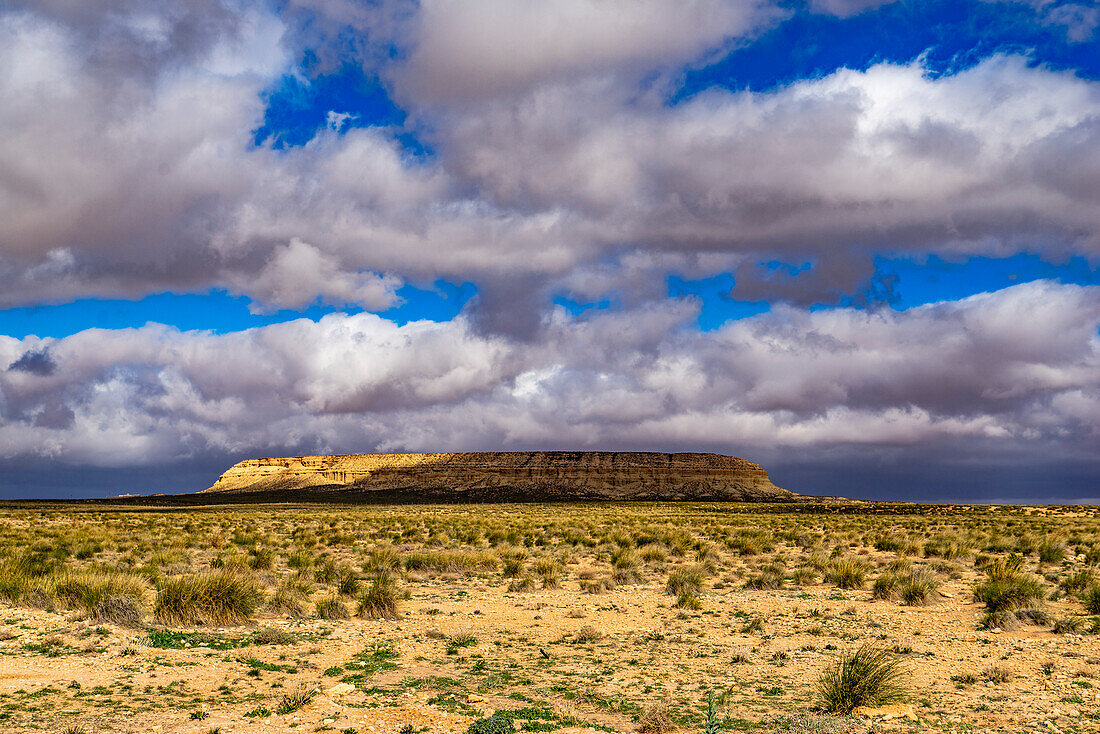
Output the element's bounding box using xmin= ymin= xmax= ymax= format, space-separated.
xmin=203 ymin=451 xmax=799 ymax=501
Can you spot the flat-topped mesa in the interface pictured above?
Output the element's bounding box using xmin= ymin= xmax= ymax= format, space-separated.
xmin=203 ymin=451 xmax=800 ymax=502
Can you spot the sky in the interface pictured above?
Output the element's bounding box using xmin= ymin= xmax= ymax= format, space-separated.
xmin=1 ymin=0 xmax=1099 ymax=502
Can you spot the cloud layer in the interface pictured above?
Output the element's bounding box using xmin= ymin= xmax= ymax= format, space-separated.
xmin=2 ymin=281 xmax=1097 ymax=497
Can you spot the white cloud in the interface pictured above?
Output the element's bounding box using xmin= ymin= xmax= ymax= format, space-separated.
xmin=1 ymin=282 xmax=1096 ymax=477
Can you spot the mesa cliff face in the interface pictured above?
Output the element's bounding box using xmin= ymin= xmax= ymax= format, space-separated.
xmin=203 ymin=451 xmax=799 ymax=502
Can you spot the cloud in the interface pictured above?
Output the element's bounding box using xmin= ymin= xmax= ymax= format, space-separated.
xmin=244 ymin=239 xmax=402 ymax=312
xmin=0 ymin=283 xmax=1095 ymax=492
xmin=2 ymin=0 xmax=1100 ymax=329
xmin=393 ymin=0 xmax=783 ymax=104
xmin=7 ymin=349 xmax=55 ymax=376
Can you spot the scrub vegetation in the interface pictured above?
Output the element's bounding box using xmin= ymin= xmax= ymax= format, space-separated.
xmin=0 ymin=501 xmax=1097 ymax=733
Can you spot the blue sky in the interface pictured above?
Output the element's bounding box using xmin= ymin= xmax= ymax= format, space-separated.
xmin=1 ymin=0 xmax=1099 ymax=500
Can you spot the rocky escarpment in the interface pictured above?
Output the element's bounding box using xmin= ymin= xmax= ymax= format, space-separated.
xmin=202 ymin=451 xmax=800 ymax=502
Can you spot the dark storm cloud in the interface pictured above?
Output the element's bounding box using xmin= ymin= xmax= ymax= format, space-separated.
xmin=7 ymin=349 xmax=55 ymax=376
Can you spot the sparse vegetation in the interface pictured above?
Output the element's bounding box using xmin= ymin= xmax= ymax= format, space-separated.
xmin=817 ymin=646 xmax=907 ymax=714
xmin=0 ymin=502 xmax=1094 ymax=733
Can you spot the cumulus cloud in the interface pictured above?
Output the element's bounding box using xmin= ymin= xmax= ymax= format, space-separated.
xmin=393 ymin=0 xmax=783 ymax=103
xmin=0 ymin=283 xmax=1095 ymax=491
xmin=3 ymin=3 xmax=1100 ymax=323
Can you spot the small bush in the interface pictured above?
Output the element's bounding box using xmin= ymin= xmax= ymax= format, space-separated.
xmin=358 ymin=571 xmax=399 ymax=619
xmin=154 ymin=570 xmax=262 ymax=626
xmin=1083 ymin=586 xmax=1100 ymax=615
xmin=467 ymin=714 xmax=516 ymax=734
xmin=636 ymin=699 xmax=673 ymax=734
xmin=817 ymin=646 xmax=907 ymax=714
xmin=666 ymin=566 xmax=705 ymax=596
xmin=824 ymin=558 xmax=869 ymax=590
xmin=315 ymin=596 xmax=349 ymax=620
xmin=276 ymin=682 xmax=316 ymax=714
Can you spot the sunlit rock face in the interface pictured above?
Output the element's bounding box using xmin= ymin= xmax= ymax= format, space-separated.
xmin=204 ymin=451 xmax=800 ymax=502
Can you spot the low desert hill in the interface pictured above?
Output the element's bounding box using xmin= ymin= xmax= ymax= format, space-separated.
xmin=201 ymin=451 xmax=801 ymax=502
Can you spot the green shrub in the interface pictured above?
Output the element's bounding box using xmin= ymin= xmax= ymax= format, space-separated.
xmin=154 ymin=570 xmax=262 ymax=626
xmin=467 ymin=714 xmax=515 ymax=734
xmin=818 ymin=646 xmax=907 ymax=714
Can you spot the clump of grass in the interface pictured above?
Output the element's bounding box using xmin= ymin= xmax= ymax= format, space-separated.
xmin=276 ymin=682 xmax=317 ymax=714
xmin=974 ymin=555 xmax=1044 ymax=614
xmin=315 ymin=596 xmax=349 ymax=620
xmin=1037 ymin=537 xmax=1067 ymax=565
xmin=574 ymin=625 xmax=603 ymax=642
xmin=874 ymin=567 xmax=940 ymax=606
xmin=580 ymin=577 xmax=616 ymax=594
xmin=50 ymin=569 xmax=148 ymax=625
xmin=982 ymin=664 xmax=1011 ymax=684
xmin=507 ymin=575 xmax=535 ymax=592
xmin=534 ymin=558 xmax=561 ymax=589
xmin=267 ymin=580 xmax=307 ymax=618
xmin=817 ymin=646 xmax=907 ymax=714
xmin=1052 ymin=617 xmax=1085 ymax=635
xmin=824 ymin=558 xmax=869 ymax=590
xmin=92 ymin=594 xmax=145 ymax=628
xmin=979 ymin=610 xmax=1019 ymax=631
xmin=636 ymin=698 xmax=673 ymax=734
xmin=154 ymin=570 xmax=262 ymax=626
xmin=358 ymin=571 xmax=399 ymax=619
xmin=1015 ymin=608 xmax=1052 ymax=626
xmin=1083 ymin=586 xmax=1100 ymax=614
xmin=675 ymin=591 xmax=702 ymax=610
xmin=666 ymin=566 xmax=705 ymax=597
xmin=446 ymin=626 xmax=477 ymax=654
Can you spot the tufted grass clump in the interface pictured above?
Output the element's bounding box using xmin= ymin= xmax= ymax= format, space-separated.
xmin=358 ymin=570 xmax=399 ymax=619
xmin=1083 ymin=586 xmax=1100 ymax=615
xmin=874 ymin=567 xmax=940 ymax=606
xmin=276 ymin=682 xmax=317 ymax=714
xmin=315 ymin=595 xmax=349 ymax=620
xmin=824 ymin=557 xmax=870 ymax=590
xmin=51 ymin=569 xmax=148 ymax=626
xmin=666 ymin=565 xmax=705 ymax=597
xmin=154 ymin=570 xmax=263 ymax=626
xmin=974 ymin=555 xmax=1044 ymax=613
xmin=818 ymin=646 xmax=907 ymax=714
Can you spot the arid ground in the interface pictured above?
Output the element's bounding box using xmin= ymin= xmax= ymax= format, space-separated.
xmin=0 ymin=502 xmax=1098 ymax=734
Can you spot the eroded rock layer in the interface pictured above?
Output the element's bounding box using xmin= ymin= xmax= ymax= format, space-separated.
xmin=203 ymin=451 xmax=798 ymax=502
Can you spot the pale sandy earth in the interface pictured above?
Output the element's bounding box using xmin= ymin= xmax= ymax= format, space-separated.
xmin=0 ymin=561 xmax=1097 ymax=734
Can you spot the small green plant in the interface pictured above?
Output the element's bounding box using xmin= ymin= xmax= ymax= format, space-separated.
xmin=467 ymin=713 xmax=516 ymax=734
xmin=276 ymin=682 xmax=317 ymax=714
xmin=817 ymin=646 xmax=907 ymax=714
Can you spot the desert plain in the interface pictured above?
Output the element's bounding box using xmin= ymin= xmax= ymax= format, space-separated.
xmin=0 ymin=502 xmax=1098 ymax=734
